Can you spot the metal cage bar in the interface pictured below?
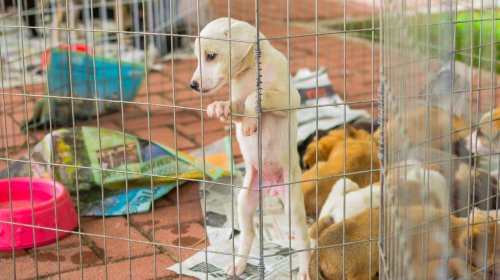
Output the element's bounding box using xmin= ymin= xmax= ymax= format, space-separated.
xmin=2 ymin=0 xmax=498 ymax=279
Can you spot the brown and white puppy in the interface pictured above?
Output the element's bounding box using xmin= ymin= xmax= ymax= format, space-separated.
xmin=418 ymin=158 xmax=499 ymax=218
xmin=428 ymin=209 xmax=500 ymax=280
xmin=190 ymin=18 xmax=310 ymax=279
xmin=381 ymin=106 xmax=499 ymax=216
xmin=310 ymin=207 xmax=500 ymax=280
xmin=467 ymin=107 xmax=500 ymax=155
xmin=384 ymin=107 xmax=468 ymax=151
xmin=302 ymin=110 xmax=468 ymax=219
xmin=403 ymin=208 xmax=500 ymax=280
xmin=462 ymin=107 xmax=500 ymax=183
xmin=317 ymin=179 xmax=381 ymax=224
xmin=302 ymin=125 xmax=373 ymax=169
xmin=381 ymin=61 xmax=470 ymax=154
xmin=301 ymin=126 xmax=380 ymax=217
xmin=309 ymin=208 xmax=380 ymax=280
xmin=453 ymin=162 xmax=499 ymax=217
xmin=386 ymin=159 xmax=498 ymax=218
xmin=308 ymin=179 xmax=380 ymax=248
xmin=388 ymin=164 xmax=450 ymax=210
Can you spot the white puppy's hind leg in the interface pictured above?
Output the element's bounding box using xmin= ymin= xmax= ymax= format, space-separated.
xmin=226 ymin=167 xmax=258 ymax=277
xmin=280 ymin=167 xmax=311 ymax=280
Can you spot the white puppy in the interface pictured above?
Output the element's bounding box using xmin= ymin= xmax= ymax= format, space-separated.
xmin=190 ymin=18 xmax=310 ymax=279
xmin=318 ymin=178 xmax=381 ymax=223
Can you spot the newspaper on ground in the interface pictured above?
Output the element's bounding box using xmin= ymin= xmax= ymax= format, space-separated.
xmin=191 ymin=137 xmax=241 ymax=240
xmin=0 ymin=126 xmax=228 ymax=216
xmin=205 ymin=226 xmax=235 ymax=244
xmin=200 ymin=176 xmax=241 ymax=238
xmin=81 ymin=181 xmax=179 ymax=216
xmin=293 ymin=67 xmax=369 ymax=143
xmin=167 ymin=241 xmax=300 ymax=280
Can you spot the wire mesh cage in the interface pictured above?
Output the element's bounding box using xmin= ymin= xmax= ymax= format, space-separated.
xmin=380 ymin=0 xmax=500 ymax=279
xmin=2 ymin=0 xmax=380 ymax=278
xmin=4 ymin=0 xmax=499 ymax=279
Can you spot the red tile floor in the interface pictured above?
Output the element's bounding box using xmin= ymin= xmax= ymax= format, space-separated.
xmin=4 ymin=0 xmax=493 ymax=278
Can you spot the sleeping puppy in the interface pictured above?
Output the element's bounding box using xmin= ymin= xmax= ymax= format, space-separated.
xmin=307 ymin=166 xmax=448 ymax=279
xmin=318 ymin=178 xmax=380 ymax=223
xmin=384 ymin=107 xmax=468 ymax=151
xmin=190 ymin=18 xmax=310 ymax=279
xmin=298 ymin=129 xmax=329 ymax=169
xmin=418 ymin=158 xmax=499 ymax=218
xmin=465 ymin=107 xmax=500 ymax=180
xmin=426 ymin=209 xmax=500 ymax=280
xmin=307 ymin=166 xmax=442 ymax=278
xmin=404 ymin=208 xmax=500 ymax=280
xmin=381 ymin=61 xmax=470 ymax=153
xmin=308 ymin=178 xmax=380 ymax=244
xmin=301 ymin=126 xmax=380 ymax=217
xmin=297 ymin=120 xmax=378 ymax=170
xmin=308 ymin=179 xmax=380 ymax=250
xmin=309 ymin=208 xmax=380 ymax=280
xmin=467 ymin=107 xmax=500 ymax=154
xmin=310 ymin=207 xmax=500 ymax=280
xmin=393 ymin=150 xmax=498 ymax=217
xmin=302 ymin=125 xmax=372 ymax=169
xmin=453 ymin=162 xmax=498 ymax=217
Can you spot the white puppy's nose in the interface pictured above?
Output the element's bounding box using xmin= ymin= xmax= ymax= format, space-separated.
xmin=189 ymin=80 xmax=200 ymax=92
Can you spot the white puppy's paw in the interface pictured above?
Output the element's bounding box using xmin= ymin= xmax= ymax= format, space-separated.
xmin=297 ymin=271 xmax=311 ymax=280
xmin=242 ymin=118 xmax=257 ymax=136
xmin=207 ymin=101 xmax=231 ymax=121
xmin=226 ymin=261 xmax=247 ymax=276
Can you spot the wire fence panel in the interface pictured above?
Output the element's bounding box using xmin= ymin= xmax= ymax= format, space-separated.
xmin=4 ymin=0 xmax=497 ymax=279
xmin=380 ymin=1 xmax=500 ymax=279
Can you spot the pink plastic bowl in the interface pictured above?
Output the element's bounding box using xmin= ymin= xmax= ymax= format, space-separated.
xmin=0 ymin=178 xmax=77 ymax=250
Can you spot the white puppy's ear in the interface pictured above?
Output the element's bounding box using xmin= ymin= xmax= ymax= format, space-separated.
xmin=226 ymin=21 xmax=257 ymax=62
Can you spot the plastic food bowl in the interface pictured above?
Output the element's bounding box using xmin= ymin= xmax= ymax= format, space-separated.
xmin=0 ymin=178 xmax=78 ymax=250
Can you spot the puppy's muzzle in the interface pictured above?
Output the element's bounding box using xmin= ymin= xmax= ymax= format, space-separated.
xmin=189 ymin=80 xmax=200 ymax=92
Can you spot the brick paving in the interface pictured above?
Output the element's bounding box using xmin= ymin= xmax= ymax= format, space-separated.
xmin=0 ymin=32 xmax=383 ymax=159
xmin=2 ymin=0 xmax=494 ymax=279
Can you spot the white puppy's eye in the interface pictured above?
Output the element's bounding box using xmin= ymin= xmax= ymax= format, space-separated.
xmin=206 ymin=53 xmax=217 ymax=61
